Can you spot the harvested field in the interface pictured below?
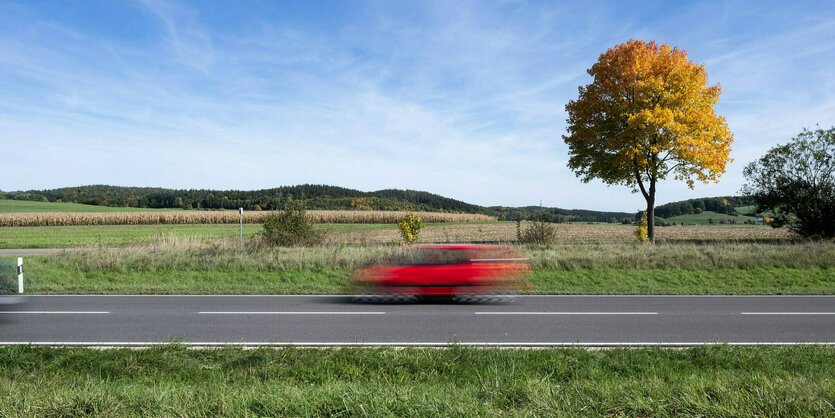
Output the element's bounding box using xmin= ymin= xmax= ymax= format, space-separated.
xmin=0 ymin=210 xmax=495 ymax=227
xmin=325 ymin=222 xmax=793 ymax=244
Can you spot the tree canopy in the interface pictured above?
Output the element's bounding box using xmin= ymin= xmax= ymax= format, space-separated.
xmin=563 ymin=39 xmax=733 ymax=242
xmin=742 ymin=126 xmax=835 ymax=238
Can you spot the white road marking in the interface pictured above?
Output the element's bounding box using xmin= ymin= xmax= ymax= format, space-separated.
xmin=199 ymin=311 xmax=385 ymax=315
xmin=0 ymin=311 xmax=109 ymax=314
xmin=741 ymin=312 xmax=835 ymax=315
xmin=475 ymin=312 xmax=658 ymax=315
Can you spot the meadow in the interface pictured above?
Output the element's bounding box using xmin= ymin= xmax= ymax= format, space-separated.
xmin=0 ymin=222 xmax=503 ymax=248
xmin=0 ymin=345 xmax=832 ymax=416
xmin=10 ymin=238 xmax=834 ymax=294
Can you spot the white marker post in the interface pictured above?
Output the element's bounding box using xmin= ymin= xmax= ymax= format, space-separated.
xmin=17 ymin=257 xmax=23 ymax=293
xmin=239 ymin=208 xmax=243 ymax=244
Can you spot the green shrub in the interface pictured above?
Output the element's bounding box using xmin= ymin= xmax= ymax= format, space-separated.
xmin=520 ymin=221 xmax=557 ymax=244
xmin=261 ymin=202 xmax=321 ymax=246
xmin=398 ymin=213 xmax=424 ymax=244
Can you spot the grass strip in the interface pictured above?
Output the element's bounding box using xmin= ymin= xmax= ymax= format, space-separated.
xmin=0 ymin=345 xmax=832 ymax=416
xmin=18 ymin=260 xmax=835 ymax=295
xmin=4 ymin=241 xmax=833 ymax=294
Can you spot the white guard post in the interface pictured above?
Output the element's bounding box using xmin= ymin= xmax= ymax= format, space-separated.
xmin=17 ymin=257 xmax=23 ymax=293
xmin=239 ymin=208 xmax=244 ymax=244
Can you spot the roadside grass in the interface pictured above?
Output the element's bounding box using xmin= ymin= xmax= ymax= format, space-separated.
xmin=0 ymin=345 xmax=832 ymax=416
xmin=0 ymin=199 xmax=176 ymax=213
xmin=11 ymin=239 xmax=835 ymax=294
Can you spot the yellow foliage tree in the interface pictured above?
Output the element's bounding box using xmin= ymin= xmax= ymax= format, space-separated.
xmin=564 ymin=40 xmax=733 ymax=243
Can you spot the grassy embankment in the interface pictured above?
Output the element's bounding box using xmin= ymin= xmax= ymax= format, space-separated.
xmin=0 ymin=345 xmax=832 ymax=416
xmin=9 ymin=239 xmax=834 ymax=294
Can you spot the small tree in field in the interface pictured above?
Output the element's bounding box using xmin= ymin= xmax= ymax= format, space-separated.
xmin=262 ymin=201 xmax=321 ymax=246
xmin=563 ymin=40 xmax=733 ymax=243
xmin=398 ymin=213 xmax=424 ymax=245
xmin=634 ymin=212 xmax=649 ymax=243
xmin=742 ymin=126 xmax=835 ymax=238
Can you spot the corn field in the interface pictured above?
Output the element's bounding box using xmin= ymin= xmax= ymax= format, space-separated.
xmin=0 ymin=210 xmax=495 ymax=227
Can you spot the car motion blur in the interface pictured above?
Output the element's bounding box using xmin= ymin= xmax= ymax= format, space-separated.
xmin=351 ymin=244 xmax=531 ymax=300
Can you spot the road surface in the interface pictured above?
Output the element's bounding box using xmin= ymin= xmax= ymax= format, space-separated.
xmin=0 ymin=249 xmax=75 ymax=256
xmin=1 ymin=295 xmax=833 ymax=346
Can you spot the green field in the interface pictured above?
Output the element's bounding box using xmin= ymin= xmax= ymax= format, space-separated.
xmin=661 ymin=210 xmax=756 ymax=225
xmin=0 ymin=224 xmax=265 ymax=248
xmin=0 ymin=345 xmax=831 ymax=416
xmin=0 ymin=222 xmax=488 ymax=249
xmin=0 ymin=199 xmax=176 ymax=213
xmin=8 ymin=240 xmax=834 ymax=295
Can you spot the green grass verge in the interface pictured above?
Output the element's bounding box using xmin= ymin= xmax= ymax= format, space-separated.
xmin=0 ymin=345 xmax=832 ymax=416
xmin=18 ymin=262 xmax=835 ymax=295
xmin=0 ymin=199 xmax=176 ymax=213
xmin=6 ymin=241 xmax=834 ymax=294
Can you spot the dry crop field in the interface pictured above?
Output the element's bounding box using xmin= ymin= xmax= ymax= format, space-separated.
xmin=325 ymin=222 xmax=792 ymax=244
xmin=0 ymin=210 xmax=495 ymax=227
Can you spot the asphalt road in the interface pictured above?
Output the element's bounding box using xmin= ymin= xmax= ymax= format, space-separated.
xmin=1 ymin=295 xmax=833 ymax=346
xmin=0 ymin=249 xmax=74 ymax=256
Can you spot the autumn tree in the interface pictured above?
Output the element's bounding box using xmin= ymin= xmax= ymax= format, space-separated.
xmin=563 ymin=40 xmax=733 ymax=243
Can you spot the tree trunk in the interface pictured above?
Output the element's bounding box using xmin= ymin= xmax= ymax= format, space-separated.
xmin=646 ymin=198 xmax=655 ymax=244
xmin=646 ymin=179 xmax=656 ymax=244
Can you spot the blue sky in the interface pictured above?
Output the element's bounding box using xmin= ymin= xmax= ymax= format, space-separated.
xmin=1 ymin=1 xmax=834 ymax=211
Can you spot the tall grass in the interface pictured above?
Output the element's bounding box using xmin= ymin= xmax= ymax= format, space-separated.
xmin=0 ymin=210 xmax=495 ymax=227
xmin=49 ymin=237 xmax=835 ymax=273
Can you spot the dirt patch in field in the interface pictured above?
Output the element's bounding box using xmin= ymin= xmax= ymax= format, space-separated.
xmin=325 ymin=223 xmax=793 ymax=244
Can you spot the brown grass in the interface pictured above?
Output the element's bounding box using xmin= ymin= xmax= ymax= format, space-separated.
xmin=325 ymin=223 xmax=793 ymax=244
xmin=0 ymin=210 xmax=495 ymax=227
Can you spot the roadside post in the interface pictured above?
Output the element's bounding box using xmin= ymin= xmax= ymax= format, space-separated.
xmin=239 ymin=208 xmax=243 ymax=244
xmin=17 ymin=257 xmax=23 ymax=293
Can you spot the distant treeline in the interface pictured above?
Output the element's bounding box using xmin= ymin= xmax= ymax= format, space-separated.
xmin=653 ymin=196 xmax=755 ymax=219
xmin=3 ymin=185 xmax=751 ymax=224
xmin=488 ymin=206 xmax=635 ymax=224
xmin=2 ymin=184 xmax=640 ymax=223
xmin=2 ymin=185 xmax=483 ymax=213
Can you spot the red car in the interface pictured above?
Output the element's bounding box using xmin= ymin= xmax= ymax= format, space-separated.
xmin=351 ymin=244 xmax=531 ymax=298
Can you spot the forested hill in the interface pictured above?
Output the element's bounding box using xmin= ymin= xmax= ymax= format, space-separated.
xmin=2 ymin=184 xmax=637 ymax=222
xmin=653 ymin=196 xmax=756 ymax=218
xmin=2 ymin=185 xmax=483 ymax=213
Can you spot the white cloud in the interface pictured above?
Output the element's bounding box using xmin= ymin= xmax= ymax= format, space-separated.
xmin=1 ymin=1 xmax=834 ymax=211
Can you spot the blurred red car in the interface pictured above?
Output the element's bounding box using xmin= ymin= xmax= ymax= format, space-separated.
xmin=351 ymin=244 xmax=531 ymax=298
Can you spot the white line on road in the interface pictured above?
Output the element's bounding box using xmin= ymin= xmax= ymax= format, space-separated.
xmin=0 ymin=311 xmax=109 ymax=314
xmin=475 ymin=312 xmax=658 ymax=315
xmin=741 ymin=312 xmax=835 ymax=315
xmin=199 ymin=311 xmax=385 ymax=315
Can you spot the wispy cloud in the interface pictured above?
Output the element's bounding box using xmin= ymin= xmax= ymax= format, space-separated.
xmin=1 ymin=0 xmax=833 ymax=210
